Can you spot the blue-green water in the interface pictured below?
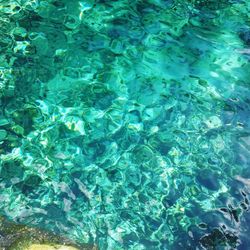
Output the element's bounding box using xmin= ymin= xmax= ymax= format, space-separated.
xmin=0 ymin=0 xmax=250 ymax=249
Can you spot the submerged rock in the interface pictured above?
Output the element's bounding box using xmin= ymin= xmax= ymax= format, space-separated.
xmin=196 ymin=169 xmax=220 ymax=191
xmin=0 ymin=129 xmax=7 ymax=141
xmin=26 ymin=244 xmax=79 ymax=250
xmin=0 ymin=217 xmax=96 ymax=250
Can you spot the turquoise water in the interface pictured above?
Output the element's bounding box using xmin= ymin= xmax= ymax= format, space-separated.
xmin=0 ymin=0 xmax=250 ymax=249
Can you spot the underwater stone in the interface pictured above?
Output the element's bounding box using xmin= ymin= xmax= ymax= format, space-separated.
xmin=11 ymin=125 xmax=24 ymax=135
xmin=12 ymin=27 xmax=27 ymax=38
xmin=0 ymin=216 xmax=92 ymax=250
xmin=110 ymin=39 xmax=124 ymax=54
xmin=196 ymin=169 xmax=220 ymax=191
xmin=0 ymin=118 xmax=9 ymax=126
xmin=64 ymin=15 xmax=80 ymax=30
xmin=0 ymin=129 xmax=7 ymax=141
xmin=205 ymin=116 xmax=222 ymax=128
xmin=239 ymin=30 xmax=250 ymax=45
xmin=29 ymin=32 xmax=48 ymax=56
xmin=26 ymin=244 xmax=79 ymax=250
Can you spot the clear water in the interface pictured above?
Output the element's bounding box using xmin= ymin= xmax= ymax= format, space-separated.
xmin=0 ymin=0 xmax=250 ymax=249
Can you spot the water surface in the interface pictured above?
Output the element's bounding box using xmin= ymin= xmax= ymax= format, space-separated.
xmin=0 ymin=0 xmax=250 ymax=249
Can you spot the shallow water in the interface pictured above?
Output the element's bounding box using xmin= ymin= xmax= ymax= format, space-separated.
xmin=0 ymin=0 xmax=250 ymax=249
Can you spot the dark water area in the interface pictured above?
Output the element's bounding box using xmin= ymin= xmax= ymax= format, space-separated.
xmin=0 ymin=0 xmax=250 ymax=249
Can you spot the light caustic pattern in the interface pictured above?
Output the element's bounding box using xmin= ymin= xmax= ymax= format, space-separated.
xmin=0 ymin=0 xmax=250 ymax=249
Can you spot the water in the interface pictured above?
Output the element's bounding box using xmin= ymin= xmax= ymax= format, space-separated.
xmin=0 ymin=0 xmax=250 ymax=249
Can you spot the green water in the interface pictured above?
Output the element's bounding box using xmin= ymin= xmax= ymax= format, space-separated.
xmin=0 ymin=0 xmax=250 ymax=249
